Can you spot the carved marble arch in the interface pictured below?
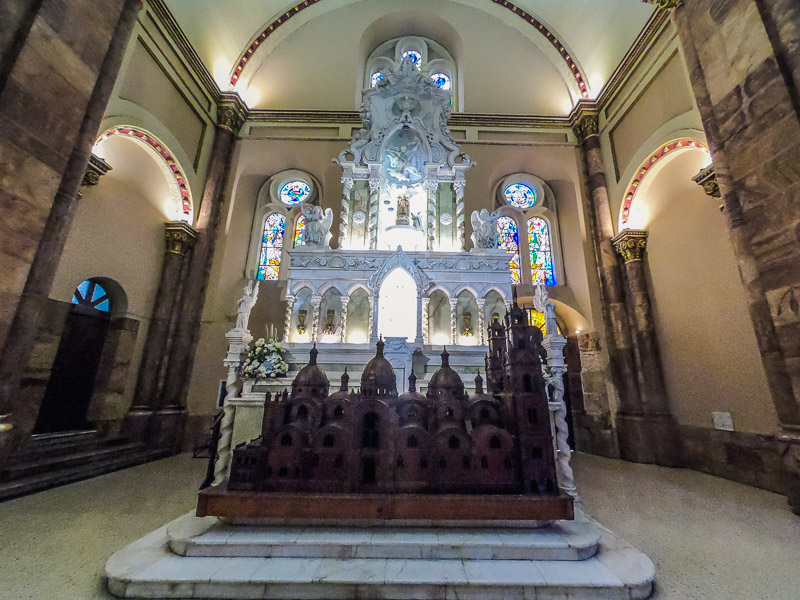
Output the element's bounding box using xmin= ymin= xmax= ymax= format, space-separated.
xmin=247 ymin=170 xmax=321 ymax=280
xmin=345 ymin=287 xmax=371 ymax=344
xmin=427 ymin=289 xmax=451 ymax=346
xmin=367 ymin=248 xmax=431 ymax=292
xmin=455 ymin=289 xmax=479 ymax=346
xmin=288 ymin=286 xmax=314 ymax=343
xmin=318 ymin=288 xmax=343 ymax=343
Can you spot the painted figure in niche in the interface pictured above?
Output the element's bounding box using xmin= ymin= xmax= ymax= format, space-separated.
xmin=235 ymin=280 xmax=259 ymax=331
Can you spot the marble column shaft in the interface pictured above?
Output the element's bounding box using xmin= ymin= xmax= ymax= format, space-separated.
xmin=477 ymin=299 xmax=486 ymax=345
xmin=311 ymin=295 xmax=322 ymax=343
xmin=422 ymin=297 xmax=430 ymax=344
xmin=339 ymin=297 xmax=349 ymax=343
xmin=0 ymin=0 xmax=142 ymax=432
xmin=367 ymin=178 xmax=379 ymax=250
xmin=576 ymin=126 xmax=642 ymax=418
xmin=449 ymin=298 xmax=458 ymax=345
xmin=282 ymin=296 xmax=295 ymax=343
xmin=338 ymin=178 xmax=353 ymax=249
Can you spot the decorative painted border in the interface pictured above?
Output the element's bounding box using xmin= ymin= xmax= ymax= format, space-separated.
xmin=229 ymin=0 xmax=588 ymax=98
xmin=97 ymin=126 xmax=193 ymax=218
xmin=620 ymin=138 xmax=707 ymax=226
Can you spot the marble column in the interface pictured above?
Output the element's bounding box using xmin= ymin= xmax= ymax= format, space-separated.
xmin=0 ymin=0 xmax=143 ymax=454
xmin=449 ymin=298 xmax=458 ymax=345
xmin=367 ymin=177 xmax=380 ymax=250
xmin=477 ymin=298 xmax=487 ymax=345
xmin=339 ymin=296 xmax=350 ymax=343
xmin=612 ymin=229 xmax=682 ymax=467
xmin=426 ymin=179 xmax=438 ymax=251
xmin=415 ymin=291 xmax=424 ymax=345
xmin=310 ymin=295 xmax=322 ymax=344
xmin=422 ymin=297 xmax=431 ymax=344
xmin=338 ymin=177 xmax=353 ymax=249
xmin=282 ymin=295 xmax=295 ymax=343
xmin=370 ymin=292 xmax=379 ymax=342
xmin=127 ymin=222 xmax=197 ymax=442
xmin=159 ymin=95 xmax=246 ymax=434
xmin=574 ymin=112 xmax=647 ymax=463
xmin=453 ymin=179 xmax=466 ymax=251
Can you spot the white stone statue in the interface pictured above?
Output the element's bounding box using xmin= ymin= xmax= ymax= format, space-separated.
xmin=534 ymin=284 xmax=558 ymax=336
xmin=301 ymin=204 xmax=334 ymax=247
xmin=235 ymin=279 xmax=259 ymax=331
xmin=470 ymin=209 xmax=501 ymax=249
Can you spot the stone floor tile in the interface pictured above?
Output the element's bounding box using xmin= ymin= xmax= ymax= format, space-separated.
xmin=385 ymin=559 xmax=468 ymax=583
xmin=250 ymin=557 xmax=323 ymax=582
xmin=133 ymin=556 xmax=228 ymax=582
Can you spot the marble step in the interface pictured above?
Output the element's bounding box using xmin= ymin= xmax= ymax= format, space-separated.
xmin=3 ymin=440 xmax=143 ymax=479
xmin=0 ymin=447 xmax=171 ymax=502
xmin=168 ymin=519 xmax=600 ymax=561
xmin=105 ymin=514 xmax=655 ymax=599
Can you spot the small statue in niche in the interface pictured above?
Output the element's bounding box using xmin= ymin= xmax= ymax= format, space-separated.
xmin=396 ymin=194 xmax=410 ymax=225
xmin=462 ymin=312 xmax=474 ymax=337
xmin=297 ymin=310 xmax=308 ymax=335
xmin=301 ymin=205 xmax=334 ymax=247
xmin=411 ymin=212 xmax=422 ymax=229
xmin=235 ymin=279 xmax=259 ymax=331
xmin=323 ymin=309 xmax=336 ymax=335
xmin=470 ymin=209 xmax=502 ymax=249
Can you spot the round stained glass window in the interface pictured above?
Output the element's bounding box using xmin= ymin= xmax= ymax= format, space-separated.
xmin=279 ymin=180 xmax=311 ymax=206
xmin=430 ymin=72 xmax=451 ymax=90
xmin=503 ymin=183 xmax=537 ymax=209
xmin=402 ymin=50 xmax=422 ymax=69
xmin=370 ymin=71 xmax=383 ymax=88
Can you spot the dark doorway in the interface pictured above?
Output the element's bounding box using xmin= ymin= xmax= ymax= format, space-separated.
xmin=34 ymin=281 xmax=112 ymax=433
xmin=362 ymin=457 xmax=376 ymax=484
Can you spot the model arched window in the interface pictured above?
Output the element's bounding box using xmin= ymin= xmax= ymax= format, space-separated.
xmin=528 ymin=217 xmax=556 ymax=285
xmin=497 ymin=216 xmax=521 ymax=285
xmin=257 ymin=213 xmax=286 ymax=281
xmin=72 ymin=280 xmax=111 ymax=312
xmin=294 ymin=215 xmax=306 ymax=248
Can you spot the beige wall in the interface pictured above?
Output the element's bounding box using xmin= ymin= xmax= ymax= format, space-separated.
xmin=638 ymin=150 xmax=779 ymax=434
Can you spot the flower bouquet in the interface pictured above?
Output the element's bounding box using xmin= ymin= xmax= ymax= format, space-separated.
xmin=240 ymin=337 xmax=289 ymax=380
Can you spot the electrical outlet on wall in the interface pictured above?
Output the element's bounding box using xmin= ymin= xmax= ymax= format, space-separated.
xmin=712 ymin=411 xmax=735 ymax=432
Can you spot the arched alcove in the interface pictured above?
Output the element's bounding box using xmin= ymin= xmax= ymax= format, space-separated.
xmin=455 ymin=289 xmax=479 ymax=346
xmin=346 ymin=288 xmax=371 ymax=344
xmin=378 ymin=268 xmax=417 ymax=341
xmin=428 ymin=289 xmax=451 ymax=345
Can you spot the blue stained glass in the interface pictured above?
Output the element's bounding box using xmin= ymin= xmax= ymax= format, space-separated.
xmin=257 ymin=213 xmax=286 ymax=281
xmin=528 ymin=217 xmax=556 ymax=286
xmin=430 ymin=72 xmax=451 ymax=91
xmin=72 ymin=279 xmax=110 ymax=312
xmin=95 ymin=299 xmax=110 ymax=312
xmin=76 ymin=280 xmax=90 ymax=300
xmin=294 ymin=216 xmax=306 ymax=248
xmin=504 ymin=183 xmax=537 ymax=209
xmin=370 ymin=71 xmax=383 ymax=87
xmin=279 ymin=181 xmax=311 ymax=206
xmin=402 ymin=50 xmax=422 ymax=69
xmin=497 ymin=216 xmax=521 ymax=285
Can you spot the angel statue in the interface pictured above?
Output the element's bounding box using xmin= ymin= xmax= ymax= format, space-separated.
xmin=534 ymin=284 xmax=558 ymax=337
xmin=235 ymin=279 xmax=260 ymax=331
xmin=301 ymin=204 xmax=334 ymax=247
xmin=470 ymin=209 xmax=501 ymax=249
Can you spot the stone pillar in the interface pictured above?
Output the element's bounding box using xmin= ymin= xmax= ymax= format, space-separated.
xmin=127 ymin=222 xmax=197 ymax=443
xmin=370 ymin=291 xmax=379 ymax=342
xmin=0 ymin=0 xmax=143 ymax=455
xmin=282 ymin=295 xmax=295 ymax=343
xmin=574 ymin=112 xmax=647 ymax=463
xmin=612 ymin=229 xmax=682 ymax=467
xmin=449 ymin=298 xmax=458 ymax=345
xmin=367 ymin=177 xmax=380 ymax=250
xmin=339 ymin=296 xmax=350 ymax=343
xmin=426 ymin=179 xmax=438 ymax=251
xmin=160 ymin=95 xmax=246 ymax=426
xmin=574 ymin=332 xmax=619 ymax=458
xmin=453 ymin=179 xmax=466 ymax=251
xmin=477 ymin=298 xmax=487 ymax=345
xmin=415 ymin=291 xmax=424 ymax=345
xmin=310 ymin=294 xmax=322 ymax=344
xmin=338 ymin=177 xmax=353 ymax=249
xmin=422 ymin=297 xmax=431 ymax=344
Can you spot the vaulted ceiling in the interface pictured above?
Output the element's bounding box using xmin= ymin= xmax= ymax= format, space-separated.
xmin=162 ymin=0 xmax=655 ymax=115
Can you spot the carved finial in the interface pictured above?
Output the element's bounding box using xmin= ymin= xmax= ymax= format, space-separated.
xmin=376 ymin=335 xmax=384 ymax=357
xmin=340 ymin=367 xmax=349 ymax=392
xmin=441 ymin=346 xmax=450 ymax=367
xmin=474 ymin=372 xmax=484 ymax=395
xmin=309 ymin=343 xmax=318 ymax=365
xmin=408 ymin=372 xmax=417 ymax=392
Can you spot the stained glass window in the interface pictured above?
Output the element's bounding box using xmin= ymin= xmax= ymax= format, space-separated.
xmin=402 ymin=50 xmax=422 ymax=69
xmin=370 ymin=71 xmax=383 ymax=87
xmin=257 ymin=212 xmax=286 ymax=281
xmin=430 ymin=72 xmax=451 ymax=90
xmin=293 ymin=215 xmax=306 ymax=248
xmin=279 ymin=180 xmax=311 ymax=206
xmin=497 ymin=216 xmax=521 ymax=285
xmin=528 ymin=217 xmax=556 ymax=286
xmin=504 ymin=183 xmax=537 ymax=209
xmin=72 ymin=280 xmax=110 ymax=312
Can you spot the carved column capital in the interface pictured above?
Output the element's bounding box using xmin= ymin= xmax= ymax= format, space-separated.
xmin=611 ymin=229 xmax=649 ymax=264
xmin=165 ymin=221 xmax=198 ymax=256
xmin=217 ymin=93 xmax=247 ymax=134
xmin=572 ymin=112 xmax=599 ymax=144
xmin=81 ymin=153 xmax=113 ymax=189
xmin=644 ymin=0 xmax=683 ymax=10
xmin=692 ymin=164 xmax=723 ymax=210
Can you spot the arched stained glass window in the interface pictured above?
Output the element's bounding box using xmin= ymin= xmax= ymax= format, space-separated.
xmin=430 ymin=72 xmax=451 ymax=90
xmin=72 ymin=280 xmax=110 ymax=312
xmin=370 ymin=71 xmax=384 ymax=87
xmin=528 ymin=217 xmax=556 ymax=285
xmin=279 ymin=180 xmax=311 ymax=206
xmin=257 ymin=213 xmax=286 ymax=281
xmin=497 ymin=216 xmax=521 ymax=285
xmin=402 ymin=50 xmax=422 ymax=69
xmin=293 ymin=215 xmax=306 ymax=248
xmin=504 ymin=183 xmax=536 ymax=209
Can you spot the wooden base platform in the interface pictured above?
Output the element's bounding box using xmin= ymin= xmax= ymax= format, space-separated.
xmin=197 ymin=485 xmax=574 ymax=522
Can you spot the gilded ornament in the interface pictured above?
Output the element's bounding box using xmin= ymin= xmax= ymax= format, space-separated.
xmin=611 ymin=229 xmax=648 ymax=264
xmin=164 ymin=221 xmax=198 ymax=256
xmin=573 ymin=113 xmax=599 ymax=144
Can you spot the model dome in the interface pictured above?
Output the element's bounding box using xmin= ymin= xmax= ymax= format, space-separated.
xmin=428 ymin=347 xmax=464 ymax=390
xmin=361 ymin=337 xmax=397 ymax=397
xmin=292 ymin=345 xmax=329 ymax=394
